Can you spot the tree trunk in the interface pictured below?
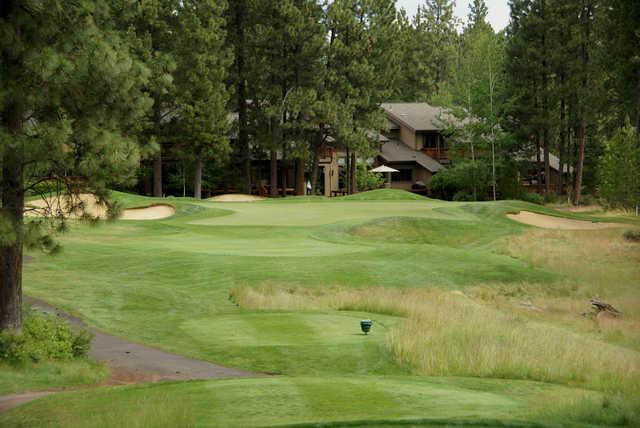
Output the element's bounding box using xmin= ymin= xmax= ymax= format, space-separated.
xmin=0 ymin=107 xmax=24 ymax=331
xmin=270 ymin=150 xmax=278 ymax=197
xmin=470 ymin=141 xmax=477 ymax=200
xmin=310 ymin=137 xmax=321 ymax=196
xmin=558 ymin=97 xmax=566 ymax=194
xmin=543 ymin=128 xmax=550 ymax=195
xmin=153 ymin=150 xmax=162 ymax=197
xmin=282 ymin=161 xmax=288 ymax=198
xmin=350 ymin=152 xmax=357 ymax=194
xmin=490 ymin=136 xmax=496 ymax=201
xmin=193 ymin=154 xmax=202 ymax=199
xmin=235 ymin=4 xmax=251 ymax=194
xmin=573 ymin=118 xmax=587 ymax=205
xmin=296 ymin=158 xmax=305 ymax=196
xmin=536 ymin=133 xmax=542 ymax=193
xmin=636 ymin=78 xmax=640 ymax=134
xmin=345 ymin=147 xmax=351 ymax=194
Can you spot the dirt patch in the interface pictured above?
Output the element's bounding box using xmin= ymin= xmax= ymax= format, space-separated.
xmin=25 ymin=194 xmax=175 ymax=220
xmin=0 ymin=391 xmax=55 ymax=413
xmin=507 ymin=211 xmax=622 ymax=230
xmin=208 ymin=194 xmax=265 ymax=202
xmin=121 ymin=204 xmax=175 ymax=220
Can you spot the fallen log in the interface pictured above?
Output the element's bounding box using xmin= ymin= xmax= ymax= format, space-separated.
xmin=590 ymin=298 xmax=622 ymax=317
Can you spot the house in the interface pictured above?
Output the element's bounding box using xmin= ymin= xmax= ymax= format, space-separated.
xmin=242 ymin=102 xmax=453 ymax=197
xmin=518 ymin=148 xmax=573 ymax=193
xmin=378 ymin=103 xmax=451 ymax=191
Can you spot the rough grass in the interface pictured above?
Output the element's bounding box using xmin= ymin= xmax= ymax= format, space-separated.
xmin=0 ymin=360 xmax=106 ymax=395
xmin=232 ymin=285 xmax=640 ymax=395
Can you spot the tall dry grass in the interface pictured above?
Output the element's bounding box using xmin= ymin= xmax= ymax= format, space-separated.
xmin=231 ymin=284 xmax=640 ymax=395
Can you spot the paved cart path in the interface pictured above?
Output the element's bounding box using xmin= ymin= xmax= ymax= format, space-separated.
xmin=0 ymin=297 xmax=256 ymax=412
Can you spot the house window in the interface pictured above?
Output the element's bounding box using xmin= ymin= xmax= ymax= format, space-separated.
xmin=392 ymin=168 xmax=413 ymax=181
xmin=423 ymin=134 xmax=439 ymax=149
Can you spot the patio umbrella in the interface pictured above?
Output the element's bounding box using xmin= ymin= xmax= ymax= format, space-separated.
xmin=370 ymin=165 xmax=399 ymax=188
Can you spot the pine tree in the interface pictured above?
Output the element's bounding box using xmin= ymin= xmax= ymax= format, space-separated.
xmin=170 ymin=0 xmax=232 ymax=199
xmin=0 ymin=0 xmax=152 ymax=330
xmin=326 ymin=0 xmax=390 ymax=193
xmin=598 ymin=121 xmax=640 ymax=209
xmin=226 ymin=0 xmax=255 ymax=193
xmin=112 ymin=0 xmax=179 ymax=198
xmin=467 ymin=0 xmax=490 ymax=32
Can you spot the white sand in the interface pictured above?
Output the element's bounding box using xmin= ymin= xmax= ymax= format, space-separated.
xmin=121 ymin=204 xmax=175 ymax=220
xmin=25 ymin=194 xmax=175 ymax=220
xmin=207 ymin=194 xmax=265 ymax=202
xmin=507 ymin=211 xmax=622 ymax=230
xmin=25 ymin=193 xmax=109 ymax=219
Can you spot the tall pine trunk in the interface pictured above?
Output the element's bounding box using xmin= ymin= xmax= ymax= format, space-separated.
xmin=270 ymin=150 xmax=278 ymax=197
xmin=193 ymin=154 xmax=202 ymax=199
xmin=573 ymin=119 xmax=587 ymax=205
xmin=636 ymin=78 xmax=640 ymax=134
xmin=345 ymin=147 xmax=351 ymax=194
xmin=235 ymin=2 xmax=251 ymax=194
xmin=535 ymin=133 xmax=542 ymax=193
xmin=543 ymin=128 xmax=550 ymax=195
xmin=153 ymin=151 xmax=162 ymax=197
xmin=282 ymin=162 xmax=288 ymax=198
xmin=310 ymin=134 xmax=321 ymax=196
xmin=349 ymin=152 xmax=357 ymax=194
xmin=296 ymin=158 xmax=305 ymax=196
xmin=0 ymin=106 xmax=24 ymax=331
xmin=558 ymin=97 xmax=566 ymax=194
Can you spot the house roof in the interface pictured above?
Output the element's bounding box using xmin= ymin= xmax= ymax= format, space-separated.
xmin=381 ymin=102 xmax=456 ymax=132
xmin=518 ymin=148 xmax=573 ymax=173
xmin=380 ymin=140 xmax=444 ymax=173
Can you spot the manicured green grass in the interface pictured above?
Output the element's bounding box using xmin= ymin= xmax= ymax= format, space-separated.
xmin=0 ymin=376 xmax=605 ymax=427
xmin=6 ymin=188 xmax=637 ymax=426
xmin=20 ymin=191 xmax=557 ymax=374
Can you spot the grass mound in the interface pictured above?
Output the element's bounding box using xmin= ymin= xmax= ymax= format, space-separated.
xmin=342 ymin=189 xmax=428 ymax=201
xmin=347 ymin=217 xmax=509 ymax=247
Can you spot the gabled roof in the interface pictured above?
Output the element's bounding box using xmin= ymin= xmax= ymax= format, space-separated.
xmin=518 ymin=148 xmax=573 ymax=173
xmin=380 ymin=140 xmax=444 ymax=173
xmin=381 ymin=102 xmax=456 ymax=132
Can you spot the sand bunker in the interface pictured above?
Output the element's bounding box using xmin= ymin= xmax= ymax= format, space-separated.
xmin=208 ymin=194 xmax=265 ymax=202
xmin=120 ymin=204 xmax=175 ymax=220
xmin=25 ymin=193 xmax=109 ymax=219
xmin=25 ymin=194 xmax=175 ymax=220
xmin=507 ymin=211 xmax=622 ymax=230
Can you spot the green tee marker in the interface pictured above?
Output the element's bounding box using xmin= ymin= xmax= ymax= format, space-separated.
xmin=360 ymin=319 xmax=373 ymax=335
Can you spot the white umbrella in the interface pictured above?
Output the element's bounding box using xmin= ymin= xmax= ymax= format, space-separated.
xmin=370 ymin=165 xmax=399 ymax=188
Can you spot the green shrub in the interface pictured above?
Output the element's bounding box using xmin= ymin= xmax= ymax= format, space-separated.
xmin=520 ymin=192 xmax=544 ymax=205
xmin=430 ymin=160 xmax=490 ymax=200
xmin=0 ymin=310 xmax=93 ymax=365
xmin=452 ymin=191 xmax=474 ymax=201
xmin=357 ymin=166 xmax=385 ymax=191
xmin=623 ymin=229 xmax=640 ymax=243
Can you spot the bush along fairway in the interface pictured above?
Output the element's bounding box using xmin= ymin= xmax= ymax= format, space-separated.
xmin=2 ymin=189 xmax=639 ymax=427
